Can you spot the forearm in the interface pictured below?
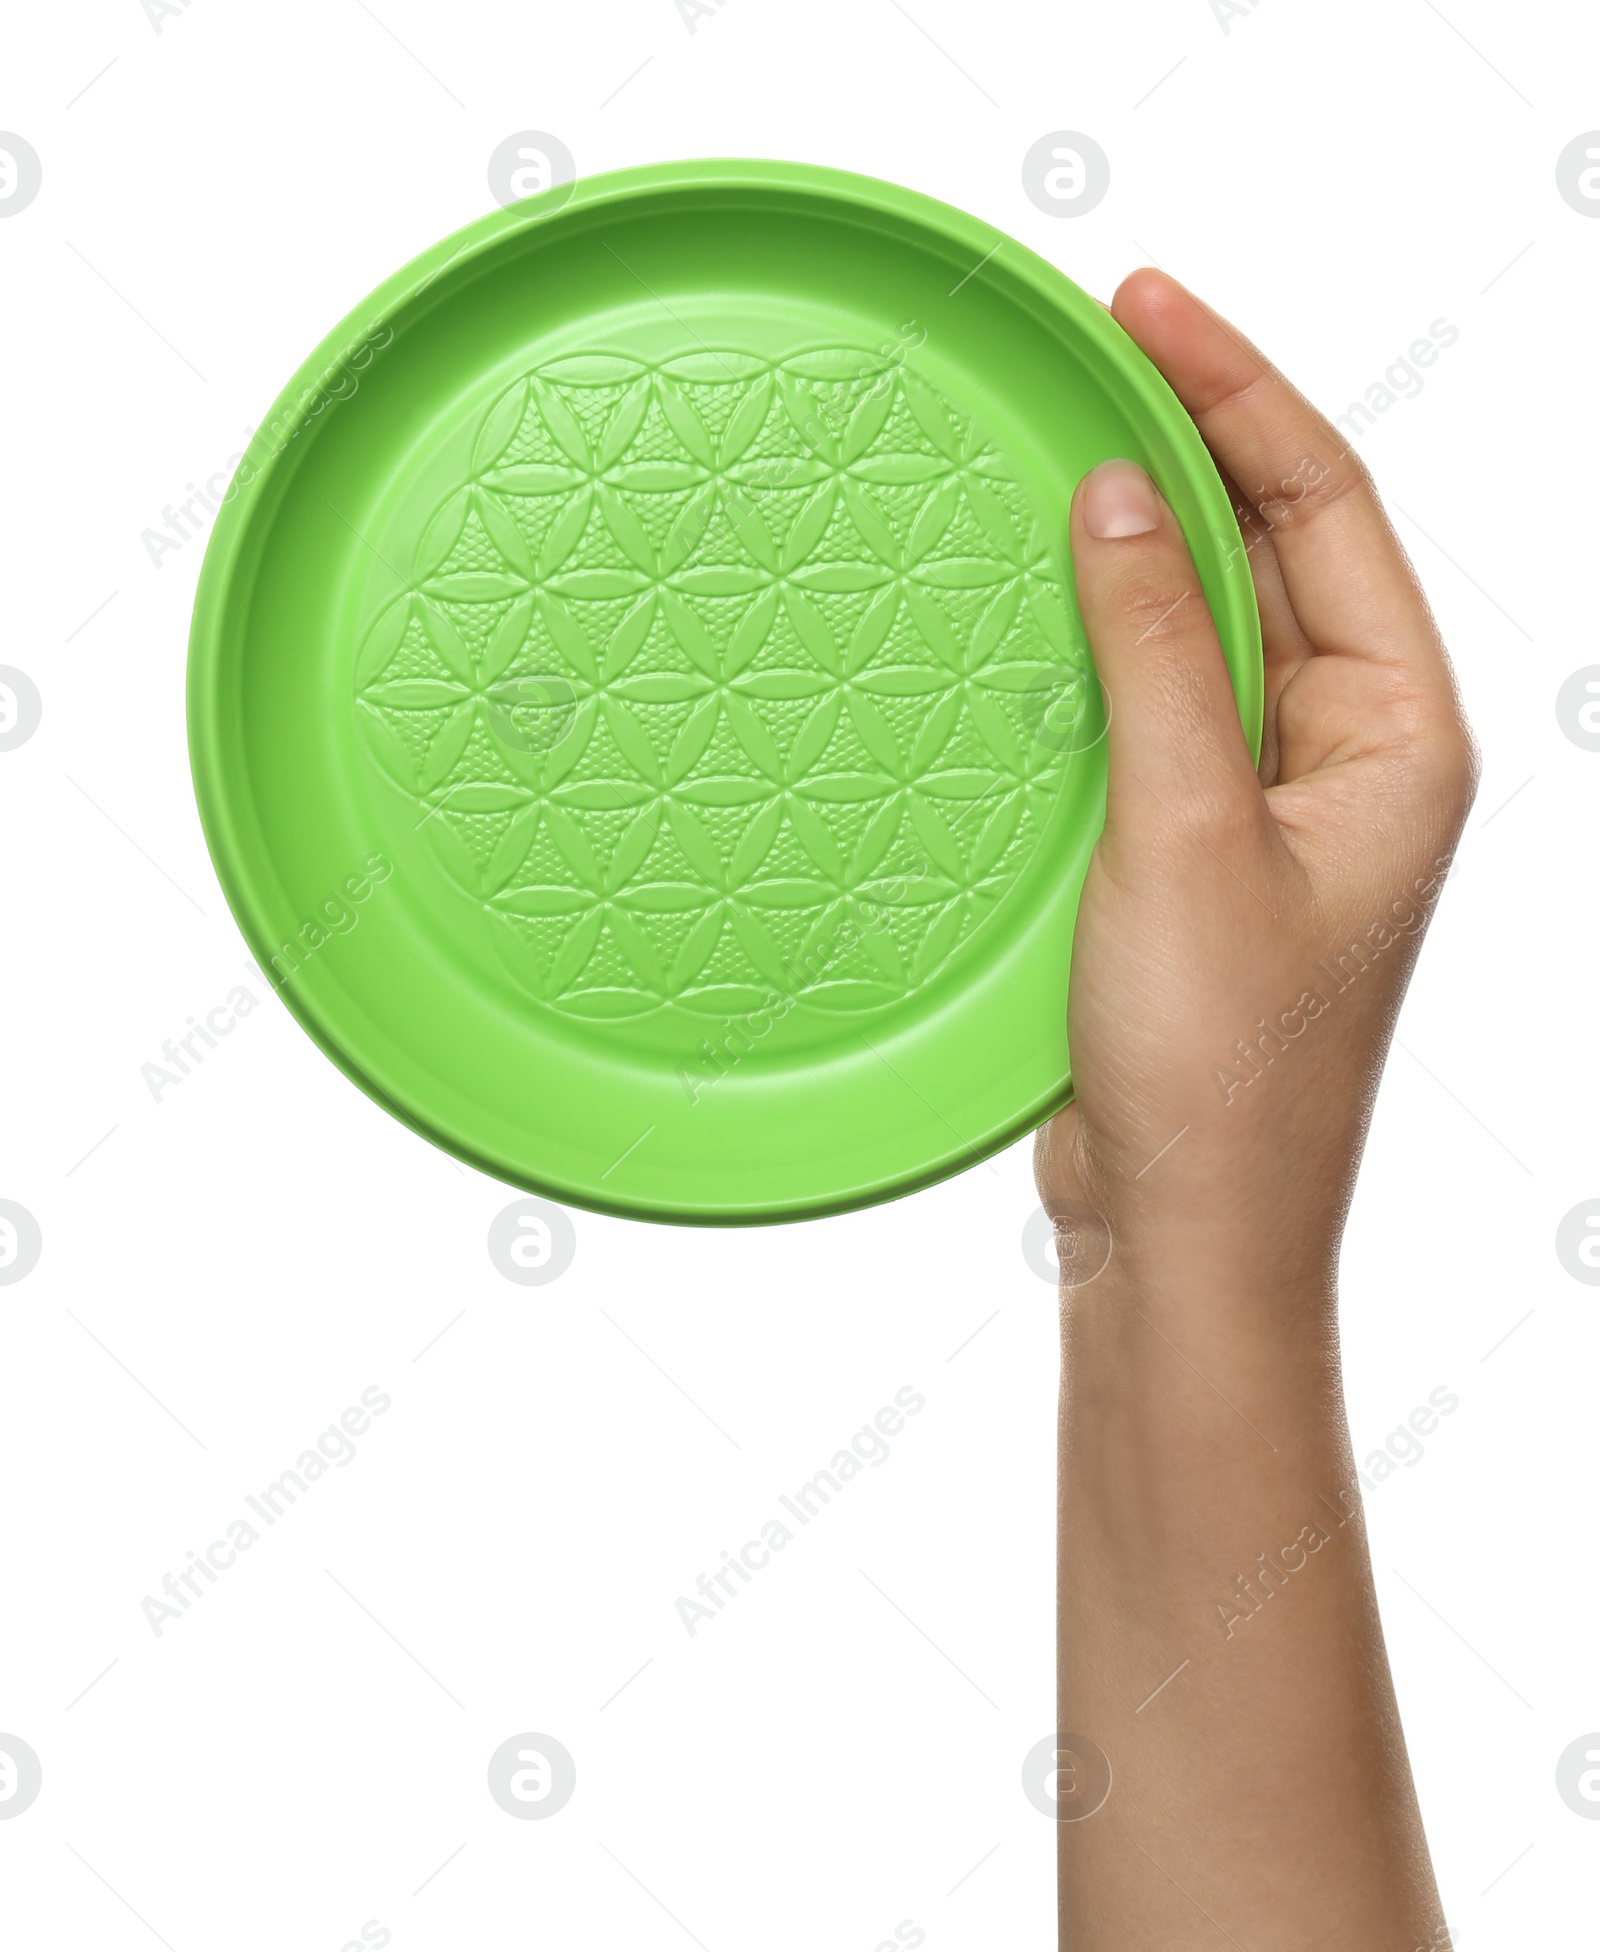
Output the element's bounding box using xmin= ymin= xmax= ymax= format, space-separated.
xmin=1056 ymin=1262 xmax=1445 ymax=1950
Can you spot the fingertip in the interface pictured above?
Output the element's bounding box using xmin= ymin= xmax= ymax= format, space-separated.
xmin=1111 ymin=272 xmax=1262 ymax=422
xmin=1110 ymin=265 xmax=1187 ymax=330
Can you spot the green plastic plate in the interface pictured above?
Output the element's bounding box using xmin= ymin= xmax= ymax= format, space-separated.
xmin=188 ymin=159 xmax=1261 ymax=1224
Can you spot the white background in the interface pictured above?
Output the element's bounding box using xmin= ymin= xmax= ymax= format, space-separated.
xmin=2 ymin=0 xmax=1596 ymax=1946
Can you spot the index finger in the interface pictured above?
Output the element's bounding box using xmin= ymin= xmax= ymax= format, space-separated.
xmin=1112 ymin=268 xmax=1449 ymax=684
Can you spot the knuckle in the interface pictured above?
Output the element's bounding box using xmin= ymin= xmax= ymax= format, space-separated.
xmin=1180 ymin=782 xmax=1263 ymax=855
xmin=1381 ymin=678 xmax=1480 ymax=806
xmin=1254 ymin=452 xmax=1368 ymax=534
xmin=1425 ymin=716 xmax=1480 ymax=813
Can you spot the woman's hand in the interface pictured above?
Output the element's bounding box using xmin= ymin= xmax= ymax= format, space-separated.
xmin=1039 ymin=270 xmax=1476 ymax=1952
xmin=1037 ymin=269 xmax=1478 ymax=1301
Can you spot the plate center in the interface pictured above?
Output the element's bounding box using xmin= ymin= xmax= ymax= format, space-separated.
xmin=351 ymin=305 xmax=1099 ymax=1066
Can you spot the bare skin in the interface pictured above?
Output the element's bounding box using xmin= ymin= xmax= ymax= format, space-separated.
xmin=1036 ymin=270 xmax=1477 ymax=1950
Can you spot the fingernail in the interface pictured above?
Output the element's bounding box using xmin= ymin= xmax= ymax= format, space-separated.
xmin=1081 ymin=459 xmax=1161 ymax=539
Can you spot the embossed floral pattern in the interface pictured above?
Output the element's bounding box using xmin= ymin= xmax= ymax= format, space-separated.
xmin=354 ymin=345 xmax=1090 ymax=1022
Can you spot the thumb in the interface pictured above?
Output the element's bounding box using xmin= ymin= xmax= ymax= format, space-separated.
xmin=1070 ymin=458 xmax=1261 ymax=845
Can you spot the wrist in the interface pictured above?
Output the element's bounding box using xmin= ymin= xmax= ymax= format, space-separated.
xmin=1037 ymin=1112 xmax=1348 ymax=1313
xmin=1063 ymin=1216 xmax=1341 ymax=1327
xmin=1059 ymin=1257 xmax=1351 ymax=1480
